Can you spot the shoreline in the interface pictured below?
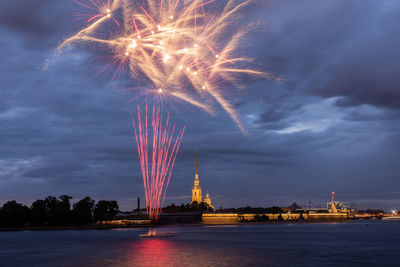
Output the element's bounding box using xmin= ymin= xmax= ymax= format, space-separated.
xmin=0 ymin=224 xmax=151 ymax=232
xmin=0 ymin=218 xmax=380 ymax=232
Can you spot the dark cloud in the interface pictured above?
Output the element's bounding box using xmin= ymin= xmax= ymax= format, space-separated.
xmin=0 ymin=0 xmax=76 ymax=49
xmin=0 ymin=0 xmax=55 ymax=36
xmin=24 ymin=162 xmax=89 ymax=179
xmin=252 ymin=0 xmax=400 ymax=110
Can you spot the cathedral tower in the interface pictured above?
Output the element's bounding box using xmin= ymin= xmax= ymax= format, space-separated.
xmin=191 ymin=150 xmax=202 ymax=203
xmin=204 ymin=192 xmax=214 ymax=210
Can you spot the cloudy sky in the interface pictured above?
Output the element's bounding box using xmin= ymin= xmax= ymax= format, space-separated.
xmin=1 ymin=0 xmax=399 ymax=210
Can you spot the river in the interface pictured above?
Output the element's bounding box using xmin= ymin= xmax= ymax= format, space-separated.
xmin=1 ymin=220 xmax=399 ymax=266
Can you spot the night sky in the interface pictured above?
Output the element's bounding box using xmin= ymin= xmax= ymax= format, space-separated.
xmin=1 ymin=0 xmax=399 ymax=211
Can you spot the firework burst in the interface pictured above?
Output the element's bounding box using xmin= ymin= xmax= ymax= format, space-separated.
xmin=59 ymin=0 xmax=264 ymax=133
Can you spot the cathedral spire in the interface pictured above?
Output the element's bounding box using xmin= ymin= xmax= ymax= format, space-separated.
xmin=192 ymin=149 xmax=202 ymax=203
xmin=194 ymin=148 xmax=199 ymax=186
xmin=195 ymin=148 xmax=198 ymax=176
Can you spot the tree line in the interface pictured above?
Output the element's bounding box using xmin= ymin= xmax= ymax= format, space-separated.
xmin=163 ymin=201 xmax=214 ymax=213
xmin=0 ymin=196 xmax=119 ymax=228
xmin=162 ymin=203 xmax=288 ymax=214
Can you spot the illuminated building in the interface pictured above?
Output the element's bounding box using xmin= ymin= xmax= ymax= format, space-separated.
xmin=191 ymin=150 xmax=213 ymax=209
xmin=204 ymin=192 xmax=214 ymax=210
xmin=191 ymin=150 xmax=202 ymax=204
xmin=329 ymin=191 xmax=337 ymax=213
xmin=327 ymin=191 xmax=350 ymax=213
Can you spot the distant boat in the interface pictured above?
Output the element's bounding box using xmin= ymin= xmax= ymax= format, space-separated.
xmin=139 ymin=230 xmax=176 ymax=238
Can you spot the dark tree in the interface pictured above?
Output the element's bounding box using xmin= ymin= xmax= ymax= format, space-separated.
xmin=72 ymin=197 xmax=95 ymax=225
xmin=163 ymin=203 xmax=178 ymax=213
xmin=94 ymin=200 xmax=119 ymax=221
xmin=199 ymin=202 xmax=213 ymax=211
xmin=0 ymin=201 xmax=29 ymax=227
xmin=43 ymin=196 xmax=58 ymax=225
xmin=36 ymin=195 xmax=73 ymax=226
xmin=179 ymin=203 xmax=191 ymax=212
xmin=171 ymin=201 xmax=213 ymax=212
xmin=29 ymin=199 xmax=47 ymax=226
xmin=56 ymin=195 xmax=72 ymax=225
xmin=288 ymin=202 xmax=301 ymax=212
xmin=190 ymin=201 xmax=200 ymax=210
xmin=167 ymin=202 xmax=213 ymax=212
xmin=264 ymin=206 xmax=284 ymax=214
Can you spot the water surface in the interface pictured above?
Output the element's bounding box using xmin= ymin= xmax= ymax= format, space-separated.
xmin=1 ymin=221 xmax=399 ymax=266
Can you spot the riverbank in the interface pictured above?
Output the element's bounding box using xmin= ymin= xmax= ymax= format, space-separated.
xmin=0 ymin=224 xmax=151 ymax=232
xmin=0 ymin=218 xmax=355 ymax=231
xmin=1 ymin=213 xmax=388 ymax=231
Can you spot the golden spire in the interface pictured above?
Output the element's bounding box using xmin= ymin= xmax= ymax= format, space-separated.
xmin=330 ymin=191 xmax=337 ymax=213
xmin=195 ymin=148 xmax=198 ymax=176
xmin=194 ymin=148 xmax=199 ymax=186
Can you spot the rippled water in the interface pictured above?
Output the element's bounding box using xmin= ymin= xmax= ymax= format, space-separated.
xmin=1 ymin=221 xmax=399 ymax=266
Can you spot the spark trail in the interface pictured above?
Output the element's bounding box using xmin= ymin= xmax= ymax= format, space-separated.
xmin=132 ymin=104 xmax=185 ymax=220
xmin=59 ymin=0 xmax=265 ymax=133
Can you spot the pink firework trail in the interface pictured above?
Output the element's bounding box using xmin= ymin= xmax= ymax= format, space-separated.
xmin=132 ymin=104 xmax=185 ymax=221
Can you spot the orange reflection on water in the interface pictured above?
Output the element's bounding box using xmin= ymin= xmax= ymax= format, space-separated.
xmin=131 ymin=239 xmax=178 ymax=267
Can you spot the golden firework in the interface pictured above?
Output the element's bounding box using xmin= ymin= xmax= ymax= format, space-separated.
xmin=59 ymin=0 xmax=264 ymax=133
